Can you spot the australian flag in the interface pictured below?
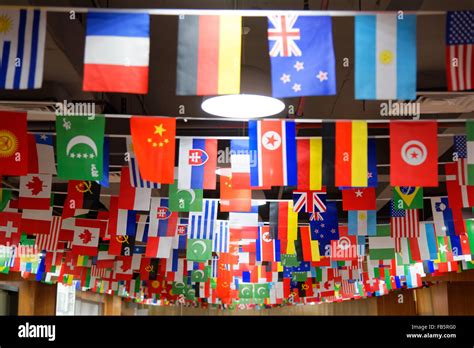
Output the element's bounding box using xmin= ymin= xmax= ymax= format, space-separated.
xmin=267 ymin=15 xmax=336 ymax=98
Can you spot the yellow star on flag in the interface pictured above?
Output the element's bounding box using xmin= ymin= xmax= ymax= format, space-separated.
xmin=154 ymin=124 xmax=166 ymax=137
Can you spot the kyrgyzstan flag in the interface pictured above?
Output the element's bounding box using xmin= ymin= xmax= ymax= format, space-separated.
xmin=118 ymin=167 xmax=151 ymax=211
xmin=220 ymin=169 xmax=251 ymax=212
xmin=130 ymin=117 xmax=176 ymax=184
xmin=249 ymin=119 xmax=297 ymax=187
xmin=18 ymin=174 xmax=52 ymax=210
xmin=72 ymin=218 xmax=101 ymax=256
xmin=390 ymin=121 xmax=438 ymax=187
xmin=342 ymin=187 xmax=376 ymax=211
xmin=0 ymin=111 xmax=28 ymax=176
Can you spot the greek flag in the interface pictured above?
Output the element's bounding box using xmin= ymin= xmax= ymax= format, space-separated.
xmin=126 ymin=137 xmax=160 ymax=189
xmin=0 ymin=9 xmax=46 ymax=89
xmin=212 ymin=220 xmax=230 ymax=253
xmin=188 ymin=199 xmax=218 ymax=240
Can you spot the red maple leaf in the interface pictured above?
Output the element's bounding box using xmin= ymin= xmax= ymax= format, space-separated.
xmin=79 ymin=229 xmax=93 ymax=244
xmin=26 ymin=176 xmax=45 ymax=196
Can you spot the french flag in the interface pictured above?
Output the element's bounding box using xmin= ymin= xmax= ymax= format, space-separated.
xmin=83 ymin=12 xmax=150 ymax=94
xmin=178 ymin=138 xmax=217 ymax=190
xmin=249 ymin=120 xmax=297 ymax=187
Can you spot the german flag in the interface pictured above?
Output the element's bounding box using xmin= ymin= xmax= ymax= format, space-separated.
xmin=176 ymin=15 xmax=242 ymax=96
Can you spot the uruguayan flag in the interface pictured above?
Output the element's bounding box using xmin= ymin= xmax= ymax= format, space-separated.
xmin=355 ymin=14 xmax=417 ymax=100
xmin=0 ymin=9 xmax=46 ymax=89
xmin=212 ymin=220 xmax=230 ymax=253
xmin=126 ymin=137 xmax=160 ymax=189
xmin=188 ymin=199 xmax=218 ymax=240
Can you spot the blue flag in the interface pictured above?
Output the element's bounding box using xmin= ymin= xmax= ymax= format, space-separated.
xmin=268 ymin=15 xmax=336 ymax=97
xmin=310 ymin=201 xmax=339 ymax=254
xmin=99 ymin=137 xmax=109 ymax=187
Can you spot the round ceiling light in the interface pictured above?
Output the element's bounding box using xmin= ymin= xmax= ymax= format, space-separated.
xmin=201 ymin=94 xmax=285 ymax=119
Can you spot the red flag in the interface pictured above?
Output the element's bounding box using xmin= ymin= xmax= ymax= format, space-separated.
xmin=445 ymin=162 xmax=474 ymax=208
xmin=72 ymin=218 xmax=101 ymax=256
xmin=220 ymin=170 xmax=251 ymax=212
xmin=0 ymin=111 xmax=28 ymax=176
xmin=341 ymin=187 xmax=376 ymax=211
xmin=130 ymin=117 xmax=176 ymax=184
xmin=390 ymin=121 xmax=438 ymax=187
xmin=0 ymin=212 xmax=22 ymax=245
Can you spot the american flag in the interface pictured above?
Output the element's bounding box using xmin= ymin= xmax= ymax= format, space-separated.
xmin=268 ymin=15 xmax=301 ymax=57
xmin=454 ymin=135 xmax=467 ymax=159
xmin=390 ymin=201 xmax=420 ymax=251
xmin=446 ymin=11 xmax=474 ymax=91
xmin=35 ymin=216 xmax=61 ymax=252
xmin=292 ymin=190 xmax=327 ymax=213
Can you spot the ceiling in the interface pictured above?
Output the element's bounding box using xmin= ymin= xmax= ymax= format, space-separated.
xmin=0 ymin=0 xmax=473 ymax=223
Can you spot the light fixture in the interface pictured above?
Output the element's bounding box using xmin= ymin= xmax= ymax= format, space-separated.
xmin=201 ymin=66 xmax=285 ymax=119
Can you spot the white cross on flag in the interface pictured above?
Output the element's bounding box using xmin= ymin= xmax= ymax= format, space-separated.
xmin=0 ymin=212 xmax=21 ymax=245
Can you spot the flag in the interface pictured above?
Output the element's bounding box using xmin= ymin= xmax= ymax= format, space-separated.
xmin=348 ymin=210 xmax=376 ymax=236
xmin=118 ymin=167 xmax=151 ymax=211
xmin=125 ymin=137 xmax=160 ymax=189
xmin=296 ymin=138 xmax=322 ymax=191
xmin=390 ymin=202 xmax=420 ymax=249
xmin=0 ymin=111 xmax=28 ymax=175
xmin=355 ymin=14 xmax=417 ymax=100
xmin=176 ymin=15 xmax=241 ymax=96
xmin=296 ymin=225 xmax=320 ymax=262
xmin=62 ymin=180 xmax=101 ymax=219
xmin=292 ymin=189 xmax=326 ymax=214
xmin=322 ymin=122 xmax=335 ymax=187
xmin=186 ymin=238 xmax=212 ymax=262
xmin=29 ymin=134 xmax=56 ymax=174
xmin=249 ymin=119 xmax=297 ymax=187
xmin=445 ymin=162 xmax=474 ymax=208
xmin=115 ymin=209 xmax=137 ymax=237
xmin=188 ymin=199 xmax=218 ymax=240
xmin=21 ymin=208 xmax=52 ymax=235
xmin=18 ymin=174 xmax=52 ymax=210
xmin=135 ymin=214 xmax=149 ymax=242
xmin=100 ymin=137 xmax=109 ymax=187
xmin=148 ymin=198 xmax=178 ymax=237
xmin=341 ymin=187 xmax=376 ymax=211
xmin=129 ymin=117 xmax=176 ymax=184
xmin=367 ymin=138 xmax=378 ymax=187
xmin=109 ymin=233 xmax=136 ymax=257
xmin=310 ymin=201 xmax=339 ymax=255
xmin=220 ymin=170 xmax=251 ymax=212
xmin=368 ymin=226 xmax=395 ymax=260
xmin=393 ymin=187 xmax=423 ymax=210
xmin=269 ymin=201 xmax=298 ymax=253
xmin=430 ymin=197 xmax=456 ymax=236
xmin=56 ymin=115 xmax=105 ymax=180
xmin=446 ymin=11 xmax=473 ymax=91
xmin=413 ymin=223 xmax=439 ymax=261
xmin=390 ymin=121 xmax=438 ymax=187
xmin=335 ymin=121 xmax=368 ymax=187
xmin=454 ymin=135 xmax=467 ymax=160
xmin=437 ymin=236 xmax=453 ymax=263
xmin=168 ymin=181 xmax=203 ymax=212
xmin=467 ymin=121 xmax=474 ymax=185
xmin=268 ymin=15 xmax=336 ymax=97
xmin=0 ymin=189 xmax=12 ymax=212
xmin=0 ymin=9 xmax=46 ymax=89
xmin=35 ymin=216 xmax=61 ymax=252
xmin=230 ymin=139 xmax=251 ymax=189
xmin=83 ymin=12 xmax=149 ymax=94
xmin=212 ymin=220 xmax=230 ymax=253
xmin=72 ymin=219 xmax=101 ymax=256
xmin=256 ymin=226 xmax=280 ymax=262
xmin=229 ymin=206 xmax=259 ymax=240
xmin=0 ymin=212 xmax=21 ymax=245
xmin=178 ymin=138 xmax=217 ymax=189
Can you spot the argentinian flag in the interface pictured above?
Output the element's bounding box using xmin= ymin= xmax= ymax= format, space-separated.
xmin=355 ymin=14 xmax=417 ymax=100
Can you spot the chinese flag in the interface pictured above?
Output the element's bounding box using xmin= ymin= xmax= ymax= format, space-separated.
xmin=220 ymin=170 xmax=251 ymax=212
xmin=342 ymin=187 xmax=376 ymax=211
xmin=390 ymin=121 xmax=438 ymax=187
xmin=0 ymin=111 xmax=28 ymax=176
xmin=130 ymin=117 xmax=176 ymax=184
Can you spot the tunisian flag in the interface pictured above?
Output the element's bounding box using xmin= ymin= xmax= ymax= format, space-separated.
xmin=390 ymin=121 xmax=438 ymax=187
xmin=130 ymin=117 xmax=176 ymax=184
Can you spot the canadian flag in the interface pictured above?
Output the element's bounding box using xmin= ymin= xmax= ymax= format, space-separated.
xmin=18 ymin=174 xmax=52 ymax=210
xmin=0 ymin=212 xmax=22 ymax=245
xmin=72 ymin=219 xmax=101 ymax=256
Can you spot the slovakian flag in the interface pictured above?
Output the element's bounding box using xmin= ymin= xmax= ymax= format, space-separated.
xmin=148 ymin=197 xmax=178 ymax=238
xmin=256 ymin=226 xmax=280 ymax=262
xmin=390 ymin=121 xmax=438 ymax=187
xmin=72 ymin=218 xmax=101 ymax=256
xmin=18 ymin=174 xmax=52 ymax=210
xmin=118 ymin=167 xmax=151 ymax=211
xmin=335 ymin=121 xmax=368 ymax=187
xmin=0 ymin=111 xmax=28 ymax=176
xmin=27 ymin=134 xmax=56 ymax=174
xmin=178 ymin=138 xmax=217 ymax=190
xmin=83 ymin=12 xmax=150 ymax=94
xmin=130 ymin=117 xmax=176 ymax=184
xmin=268 ymin=15 xmax=336 ymax=97
xmin=342 ymin=187 xmax=376 ymax=211
xmin=249 ymin=120 xmax=297 ymax=187
xmin=297 ymin=138 xmax=322 ymax=191
xmin=176 ymin=15 xmax=242 ymax=96
xmin=355 ymin=14 xmax=417 ymax=100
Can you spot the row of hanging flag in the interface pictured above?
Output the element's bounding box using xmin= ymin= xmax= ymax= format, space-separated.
xmin=0 ymin=9 xmax=472 ymax=96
